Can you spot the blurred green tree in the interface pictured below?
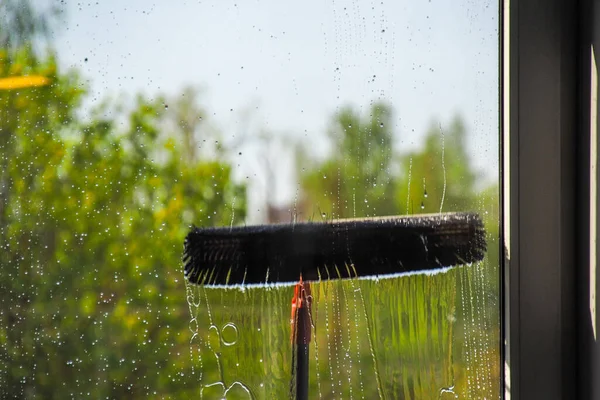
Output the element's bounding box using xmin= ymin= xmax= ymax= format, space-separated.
xmin=396 ymin=116 xmax=480 ymax=214
xmin=298 ymin=105 xmax=482 ymax=218
xmin=299 ymin=102 xmax=399 ymax=219
xmin=0 ymin=46 xmax=246 ymax=398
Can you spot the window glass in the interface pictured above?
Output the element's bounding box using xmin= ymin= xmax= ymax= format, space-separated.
xmin=1 ymin=0 xmax=499 ymax=398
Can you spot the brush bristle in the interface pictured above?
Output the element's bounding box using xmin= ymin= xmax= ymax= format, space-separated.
xmin=182 ymin=212 xmax=486 ymax=286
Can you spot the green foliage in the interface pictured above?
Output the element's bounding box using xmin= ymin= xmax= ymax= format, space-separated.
xmin=299 ymin=106 xmax=484 ymax=219
xmin=396 ymin=117 xmax=480 ymax=215
xmin=300 ymin=103 xmax=399 ymax=219
xmin=0 ymin=47 xmax=246 ymax=398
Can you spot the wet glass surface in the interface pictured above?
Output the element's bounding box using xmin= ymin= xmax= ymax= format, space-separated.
xmin=1 ymin=0 xmax=499 ymax=398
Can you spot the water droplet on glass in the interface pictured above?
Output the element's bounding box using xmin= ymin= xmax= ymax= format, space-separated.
xmin=439 ymin=386 xmax=459 ymax=399
xmin=221 ymin=322 xmax=239 ymax=346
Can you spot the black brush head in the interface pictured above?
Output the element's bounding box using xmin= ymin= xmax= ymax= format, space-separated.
xmin=183 ymin=212 xmax=486 ymax=286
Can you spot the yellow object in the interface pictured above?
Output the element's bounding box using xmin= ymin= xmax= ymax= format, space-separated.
xmin=0 ymin=75 xmax=50 ymax=90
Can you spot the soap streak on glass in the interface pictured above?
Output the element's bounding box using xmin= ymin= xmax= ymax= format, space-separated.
xmin=185 ymin=259 xmax=499 ymax=398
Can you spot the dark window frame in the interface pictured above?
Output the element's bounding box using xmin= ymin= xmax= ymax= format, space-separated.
xmin=502 ymin=0 xmax=600 ymax=398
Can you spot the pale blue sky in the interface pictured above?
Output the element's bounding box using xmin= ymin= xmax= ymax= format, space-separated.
xmin=46 ymin=0 xmax=498 ymax=220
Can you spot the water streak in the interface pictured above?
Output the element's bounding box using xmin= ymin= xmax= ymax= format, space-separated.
xmin=438 ymin=123 xmax=447 ymax=213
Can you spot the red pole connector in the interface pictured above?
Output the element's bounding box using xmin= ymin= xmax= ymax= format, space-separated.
xmin=290 ymin=277 xmax=312 ymax=344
